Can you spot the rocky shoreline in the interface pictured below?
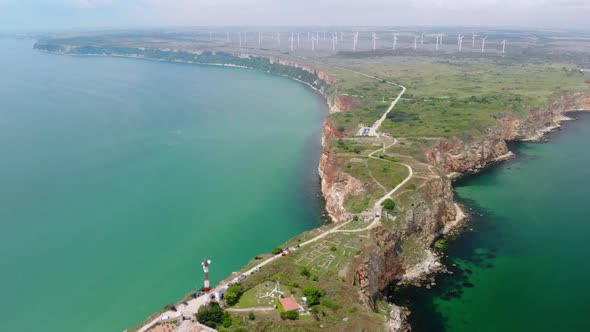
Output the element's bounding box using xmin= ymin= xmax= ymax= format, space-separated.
xmin=33 ymin=44 xmax=590 ymax=331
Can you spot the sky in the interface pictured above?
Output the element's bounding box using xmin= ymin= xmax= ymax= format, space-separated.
xmin=0 ymin=0 xmax=589 ymax=31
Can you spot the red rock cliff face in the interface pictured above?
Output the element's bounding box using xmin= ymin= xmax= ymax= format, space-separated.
xmin=425 ymin=92 xmax=590 ymax=173
xmin=318 ymin=119 xmax=362 ymax=222
xmin=328 ymin=94 xmax=363 ymax=113
xmin=354 ymin=176 xmax=456 ymax=304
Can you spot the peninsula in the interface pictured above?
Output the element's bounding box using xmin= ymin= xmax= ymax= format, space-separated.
xmin=33 ymin=27 xmax=590 ymax=331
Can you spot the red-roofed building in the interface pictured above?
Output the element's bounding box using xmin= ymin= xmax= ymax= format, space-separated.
xmin=280 ymin=297 xmax=304 ymax=313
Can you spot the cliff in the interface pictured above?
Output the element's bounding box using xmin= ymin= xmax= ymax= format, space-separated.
xmin=319 ymin=90 xmax=590 ymax=331
xmin=318 ymin=119 xmax=361 ymax=222
xmin=353 ymin=176 xmax=456 ymax=301
xmin=425 ymin=92 xmax=590 ymax=174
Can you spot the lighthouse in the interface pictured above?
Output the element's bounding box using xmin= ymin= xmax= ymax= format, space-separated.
xmin=201 ymin=258 xmax=211 ymax=293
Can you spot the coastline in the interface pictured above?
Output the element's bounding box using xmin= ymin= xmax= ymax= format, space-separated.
xmin=32 ymin=44 xmax=590 ymax=332
xmin=393 ymin=110 xmax=590 ymax=332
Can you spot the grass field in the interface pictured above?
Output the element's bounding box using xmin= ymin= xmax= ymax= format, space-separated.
xmin=324 ymin=56 xmax=590 ymax=139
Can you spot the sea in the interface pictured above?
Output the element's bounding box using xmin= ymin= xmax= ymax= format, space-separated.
xmin=394 ymin=113 xmax=590 ymax=332
xmin=0 ymin=39 xmax=327 ymax=331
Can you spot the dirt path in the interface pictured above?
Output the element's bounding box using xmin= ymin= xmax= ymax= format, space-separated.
xmin=138 ymin=60 xmax=413 ymax=332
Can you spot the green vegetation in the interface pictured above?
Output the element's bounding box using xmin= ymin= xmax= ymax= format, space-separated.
xmin=47 ymin=29 xmax=590 ymax=332
xmin=302 ymin=286 xmax=324 ymax=306
xmin=300 ymin=266 xmax=311 ymax=278
xmin=434 ymin=238 xmax=448 ymax=252
xmin=281 ymin=310 xmax=300 ymax=320
xmin=224 ymin=283 xmax=244 ymax=306
xmin=321 ymin=300 xmax=341 ymax=310
xmin=381 ymin=198 xmax=396 ymax=211
xmin=196 ymin=301 xmax=229 ymax=329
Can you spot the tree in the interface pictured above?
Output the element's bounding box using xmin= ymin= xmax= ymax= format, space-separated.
xmin=381 ymin=198 xmax=396 ymax=211
xmin=272 ymin=247 xmax=283 ymax=255
xmin=196 ymin=301 xmax=224 ymax=328
xmin=224 ymin=283 xmax=243 ymax=306
xmin=281 ymin=310 xmax=299 ymax=320
xmin=302 ymin=286 xmax=324 ymax=306
xmin=221 ymin=312 xmax=232 ymax=328
xmin=300 ymin=266 xmax=311 ymax=278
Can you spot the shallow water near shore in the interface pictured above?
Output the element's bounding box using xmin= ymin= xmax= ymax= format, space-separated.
xmin=394 ymin=112 xmax=590 ymax=331
xmin=0 ymin=40 xmax=326 ymax=331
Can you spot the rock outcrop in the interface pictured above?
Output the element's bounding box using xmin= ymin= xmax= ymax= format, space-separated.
xmin=354 ymin=176 xmax=456 ymax=301
xmin=318 ymin=119 xmax=363 ymax=222
xmin=328 ymin=94 xmax=363 ymax=114
xmin=425 ymin=92 xmax=590 ymax=173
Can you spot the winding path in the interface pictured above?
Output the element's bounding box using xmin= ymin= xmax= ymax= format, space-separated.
xmin=138 ymin=59 xmax=411 ymax=332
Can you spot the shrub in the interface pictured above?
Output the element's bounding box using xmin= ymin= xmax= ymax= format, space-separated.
xmin=221 ymin=312 xmax=232 ymax=328
xmin=196 ymin=301 xmax=224 ymax=328
xmin=434 ymin=239 xmax=448 ymax=251
xmin=271 ymin=247 xmax=282 ymax=255
xmin=406 ymin=183 xmax=417 ymax=190
xmin=330 ymin=246 xmax=337 ymax=252
xmin=381 ymin=199 xmax=396 ymax=211
xmin=303 ymin=286 xmax=324 ymax=306
xmin=337 ymin=126 xmax=345 ymax=133
xmin=352 ymin=216 xmax=359 ymax=222
xmin=300 ymin=266 xmax=311 ymax=278
xmin=248 ymin=312 xmax=256 ymax=320
xmin=224 ymin=283 xmax=243 ymax=306
xmin=322 ymin=300 xmax=340 ymax=310
xmin=281 ymin=310 xmax=300 ymax=320
xmin=163 ymin=303 xmax=176 ymax=311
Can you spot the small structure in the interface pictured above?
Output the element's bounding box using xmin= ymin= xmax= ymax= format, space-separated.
xmin=201 ymin=258 xmax=212 ymax=293
xmin=280 ymin=297 xmax=304 ymax=314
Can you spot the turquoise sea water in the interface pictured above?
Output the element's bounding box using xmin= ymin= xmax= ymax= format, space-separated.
xmin=0 ymin=40 xmax=326 ymax=331
xmin=395 ymin=113 xmax=590 ymax=331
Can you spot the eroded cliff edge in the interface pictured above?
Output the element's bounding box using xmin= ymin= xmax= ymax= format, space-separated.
xmin=318 ymin=90 xmax=590 ymax=331
xmin=34 ymin=41 xmax=590 ymax=331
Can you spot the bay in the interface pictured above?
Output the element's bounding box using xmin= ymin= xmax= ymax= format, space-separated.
xmin=0 ymin=40 xmax=326 ymax=331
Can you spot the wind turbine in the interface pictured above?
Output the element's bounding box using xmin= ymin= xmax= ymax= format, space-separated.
xmin=332 ymin=35 xmax=337 ymax=52
xmin=439 ymin=32 xmax=445 ymax=44
xmin=239 ymin=32 xmax=242 ymax=48
xmin=458 ymin=33 xmax=464 ymax=52
xmin=323 ymin=31 xmax=326 ymax=41
xmin=435 ymin=34 xmax=442 ymax=51
xmin=353 ymin=32 xmax=359 ymax=51
xmin=472 ymin=32 xmax=478 ymax=48
xmin=421 ymin=32 xmax=425 ymax=45
xmin=393 ymin=33 xmax=399 ymax=50
xmin=481 ymin=36 xmax=488 ymax=53
xmin=277 ymin=32 xmax=281 ymax=48
xmin=340 ymin=32 xmax=344 ymax=41
xmin=311 ymin=35 xmax=316 ymax=51
xmin=290 ymin=32 xmax=294 ymax=52
xmin=501 ymin=39 xmax=506 ymax=53
xmin=226 ymin=32 xmax=230 ymax=43
xmin=209 ymin=32 xmax=212 ymax=42
xmin=243 ymin=32 xmax=247 ymax=45
xmin=296 ymin=33 xmax=301 ymax=48
xmin=414 ymin=35 xmax=420 ymax=50
xmin=374 ymin=32 xmax=379 ymax=51
xmin=258 ymin=32 xmax=262 ymax=47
